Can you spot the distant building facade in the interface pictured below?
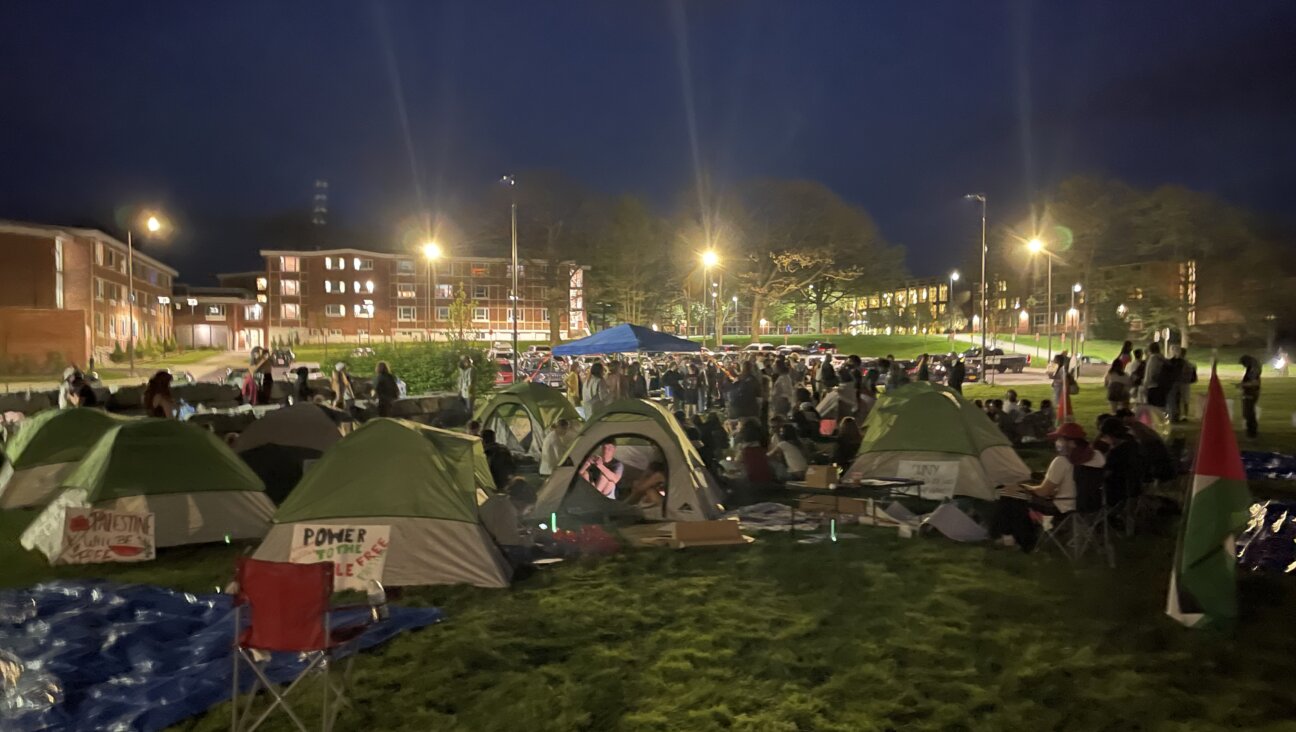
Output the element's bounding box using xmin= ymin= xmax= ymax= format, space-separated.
xmin=171 ymin=285 xmax=265 ymax=352
xmin=257 ymin=248 xmax=587 ymax=344
xmin=0 ymin=220 xmax=176 ymax=368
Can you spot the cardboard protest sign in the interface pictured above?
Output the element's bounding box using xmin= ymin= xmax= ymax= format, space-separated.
xmin=289 ymin=524 xmax=390 ymax=591
xmin=58 ymin=507 xmax=156 ymax=564
xmin=896 ymin=460 xmax=960 ymax=500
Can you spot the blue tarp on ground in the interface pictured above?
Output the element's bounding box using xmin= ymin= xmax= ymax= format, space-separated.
xmin=552 ymin=323 xmax=701 ymax=356
xmin=0 ymin=581 xmax=444 ymax=732
xmin=1242 ymin=451 xmax=1296 ymax=481
xmin=1237 ymin=500 xmax=1296 ymax=575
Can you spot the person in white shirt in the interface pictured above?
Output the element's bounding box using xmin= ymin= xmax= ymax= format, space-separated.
xmin=539 ymin=418 xmax=576 ymax=476
xmin=1026 ymin=421 xmax=1106 ymax=514
xmin=766 ymin=424 xmax=808 ymax=481
xmin=582 ymin=362 xmax=613 ymax=416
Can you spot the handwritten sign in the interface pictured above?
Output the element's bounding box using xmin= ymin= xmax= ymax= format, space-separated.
xmin=289 ymin=524 xmax=390 ymax=591
xmin=896 ymin=460 xmax=960 ymax=500
xmin=58 ymin=507 xmax=155 ymax=565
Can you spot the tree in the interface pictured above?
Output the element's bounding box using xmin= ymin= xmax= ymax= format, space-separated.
xmin=446 ymin=285 xmax=475 ymax=346
xmin=708 ymin=180 xmax=899 ymax=341
xmin=587 ymin=196 xmax=674 ymax=326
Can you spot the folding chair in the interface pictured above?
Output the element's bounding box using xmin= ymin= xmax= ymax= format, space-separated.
xmin=230 ymin=557 xmax=373 ymax=732
xmin=1042 ymin=465 xmax=1115 ymax=567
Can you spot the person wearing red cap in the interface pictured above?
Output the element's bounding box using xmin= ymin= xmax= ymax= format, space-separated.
xmin=991 ymin=420 xmax=1106 ymax=550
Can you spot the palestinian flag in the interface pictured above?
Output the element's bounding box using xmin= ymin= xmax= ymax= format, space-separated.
xmin=1166 ymin=365 xmax=1252 ymax=628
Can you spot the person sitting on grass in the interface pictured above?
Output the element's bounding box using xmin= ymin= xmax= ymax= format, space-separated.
xmin=733 ymin=418 xmax=774 ymax=485
xmin=579 ymin=441 xmax=624 ymax=498
xmin=793 ymin=401 xmax=821 ymax=439
xmin=767 ymin=424 xmax=808 ymax=481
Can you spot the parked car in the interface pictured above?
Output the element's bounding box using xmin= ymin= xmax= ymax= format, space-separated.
xmin=494 ymin=359 xmax=515 ymax=386
xmin=528 ymin=361 xmax=566 ymax=388
xmin=1076 ymin=355 xmax=1110 ymax=377
xmin=526 ymin=345 xmax=552 ymax=354
xmin=270 ymin=349 xmax=295 ymax=367
xmin=351 ymin=347 xmax=375 ymax=358
xmin=806 ymin=341 xmax=838 ymax=354
xmin=742 ymin=343 xmax=777 ymax=352
xmin=960 ymin=347 xmax=1030 ymax=373
xmin=776 ymin=344 xmax=807 ymax=355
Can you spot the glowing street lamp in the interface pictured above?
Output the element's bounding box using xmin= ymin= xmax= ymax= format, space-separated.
xmin=422 ymin=240 xmax=442 ymax=338
xmin=126 ymin=210 xmax=168 ymax=376
xmin=948 ymin=270 xmax=959 ymax=334
xmin=1025 ymin=237 xmax=1054 ymax=362
xmin=700 ymin=250 xmax=721 ymax=348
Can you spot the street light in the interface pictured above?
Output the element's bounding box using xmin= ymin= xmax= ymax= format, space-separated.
xmin=964 ymin=194 xmax=988 ymax=381
xmin=127 ymin=210 xmax=167 ymax=376
xmin=1026 ymin=237 xmax=1054 ymax=363
xmin=501 ymin=175 xmax=519 ymax=374
xmin=948 ymin=270 xmax=960 ymax=335
xmin=185 ymin=297 xmax=198 ymax=350
xmin=422 ymin=241 xmax=442 ymax=341
xmin=700 ymin=250 xmax=721 ymax=348
xmin=1071 ymin=282 xmax=1083 ymax=357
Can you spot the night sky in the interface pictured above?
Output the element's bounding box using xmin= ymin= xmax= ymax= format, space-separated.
xmin=4 ymin=1 xmax=1294 ymax=281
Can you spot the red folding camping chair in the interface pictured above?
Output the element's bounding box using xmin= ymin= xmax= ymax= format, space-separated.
xmin=230 ymin=557 xmax=373 ymax=732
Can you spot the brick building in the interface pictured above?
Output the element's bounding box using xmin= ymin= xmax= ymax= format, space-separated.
xmin=853 ymin=277 xmax=955 ymax=335
xmin=0 ymin=220 xmax=176 ymax=368
xmin=171 ymin=284 xmax=265 ymax=352
xmin=255 ymin=248 xmax=587 ymax=344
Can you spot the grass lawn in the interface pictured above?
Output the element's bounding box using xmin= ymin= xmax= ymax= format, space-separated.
xmin=4 ymin=507 xmax=1296 ymax=731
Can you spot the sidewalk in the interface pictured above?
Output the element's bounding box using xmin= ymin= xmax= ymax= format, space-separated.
xmin=0 ymin=351 xmax=248 ymax=392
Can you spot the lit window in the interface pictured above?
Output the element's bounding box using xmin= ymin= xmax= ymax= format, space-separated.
xmin=325 ymin=304 xmax=345 ymax=317
xmin=281 ymin=303 xmax=300 ymax=320
xmin=353 ymin=280 xmax=360 ymax=293
xmin=397 ymin=306 xmax=416 ymax=321
xmin=397 ymin=259 xmax=414 ymax=273
xmin=256 ymin=277 xmax=268 ymax=291
xmin=435 ymin=306 xmax=450 ymax=320
xmin=473 ymin=307 xmax=489 ymax=322
xmin=435 ymin=284 xmax=453 ymax=299
xmin=541 ymin=308 xmax=550 ymax=322
xmin=205 ymin=304 xmax=226 ymax=318
xmin=281 ymin=279 xmax=299 ymax=296
xmin=354 ymin=301 xmax=375 ymax=319
xmin=398 ymin=286 xmax=416 ymax=298
xmin=354 ymin=258 xmax=373 ymax=271
xmin=256 ymin=294 xmax=267 ymax=303
xmin=244 ymin=304 xmax=263 ymax=321
xmin=325 ymin=257 xmax=333 ymax=270
xmin=325 ymin=281 xmax=333 ymax=293
xmin=365 ymin=280 xmax=374 ymax=294
xmin=339 ymin=281 xmax=347 ymax=293
xmin=280 ymin=256 xmax=300 ymax=273
xmin=95 ymin=242 xmax=104 ymax=265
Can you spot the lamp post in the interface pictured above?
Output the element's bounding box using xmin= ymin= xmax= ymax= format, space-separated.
xmin=1070 ymin=282 xmax=1083 ymax=358
xmin=700 ymin=250 xmax=719 ymax=348
xmin=1027 ymin=238 xmax=1054 ymax=363
xmin=501 ymin=175 xmax=519 ymax=374
xmin=948 ymin=270 xmax=959 ymax=335
xmin=964 ymin=194 xmax=988 ymax=380
xmin=127 ymin=214 xmax=163 ymax=377
xmin=186 ymin=297 xmax=198 ymax=350
xmin=422 ymin=241 xmax=442 ymax=341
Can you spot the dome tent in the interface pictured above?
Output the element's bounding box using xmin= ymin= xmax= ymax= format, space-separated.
xmin=474 ymin=381 xmax=581 ymax=460
xmin=253 ymin=419 xmax=511 ymax=588
xmin=535 ymin=399 xmax=724 ymax=523
xmin=845 ymin=381 xmax=1030 ymax=501
xmin=21 ymin=419 xmax=274 ymax=557
xmin=233 ymin=403 xmax=353 ymax=503
xmin=0 ymin=409 xmax=131 ymax=509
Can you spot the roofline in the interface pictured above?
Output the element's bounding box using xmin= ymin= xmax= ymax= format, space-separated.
xmin=0 ymin=219 xmax=179 ymax=276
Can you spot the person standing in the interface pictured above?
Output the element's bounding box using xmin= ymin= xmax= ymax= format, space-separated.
xmin=564 ymin=360 xmax=582 ymax=409
xmin=627 ymin=361 xmax=649 ymax=399
xmin=770 ymin=361 xmax=796 ymax=419
xmin=252 ymin=347 xmax=274 ymax=405
xmin=331 ymin=362 xmax=355 ymax=412
xmin=1239 ymin=355 xmax=1262 ymax=439
xmin=1115 ymin=341 xmax=1134 ymax=370
xmin=1129 ymin=348 xmax=1147 ymax=404
xmin=1163 ymin=346 xmax=1186 ymax=423
xmin=1104 ymin=359 xmax=1132 ymax=412
xmin=457 ymin=356 xmax=474 ymax=414
xmin=1143 ymin=342 xmax=1167 ymax=412
xmin=539 ymin=418 xmax=576 ymax=477
xmin=1177 ymin=348 xmax=1198 ymax=422
xmin=947 ymin=357 xmax=966 ymax=394
xmin=582 ymin=362 xmax=613 ymax=416
xmin=373 ymin=361 xmax=400 ymax=418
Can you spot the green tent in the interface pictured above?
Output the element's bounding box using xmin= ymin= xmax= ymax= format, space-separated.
xmin=475 ymin=381 xmax=580 ymax=460
xmin=257 ymin=419 xmax=511 ymax=588
xmin=1 ymin=409 xmax=130 ymax=509
xmin=536 ymin=398 xmax=724 ymax=522
xmin=846 ymin=382 xmax=1031 ymax=501
xmin=20 ymin=419 xmax=274 ymax=555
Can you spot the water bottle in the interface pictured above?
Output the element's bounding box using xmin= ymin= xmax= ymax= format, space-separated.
xmin=366 ymin=579 xmax=389 ymax=622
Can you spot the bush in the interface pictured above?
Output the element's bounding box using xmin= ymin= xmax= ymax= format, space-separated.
xmin=110 ymin=341 xmax=126 ymax=364
xmin=345 ymin=343 xmax=496 ymax=396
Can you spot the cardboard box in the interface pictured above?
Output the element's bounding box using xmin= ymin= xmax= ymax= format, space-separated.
xmin=796 ymin=495 xmax=872 ymax=516
xmin=804 ymin=464 xmax=836 ymax=488
xmin=671 ymin=520 xmax=753 ymax=547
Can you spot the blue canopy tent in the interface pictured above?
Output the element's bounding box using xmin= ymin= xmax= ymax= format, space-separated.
xmin=551 ymin=323 xmax=701 ymax=356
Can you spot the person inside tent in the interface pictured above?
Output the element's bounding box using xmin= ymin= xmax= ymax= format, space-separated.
xmin=579 ymin=441 xmax=624 ymax=498
xmin=992 ymin=422 xmax=1105 ymax=551
xmin=623 ymin=460 xmax=668 ymax=508
xmin=539 ymin=418 xmax=576 ymax=477
xmin=144 ymin=371 xmax=176 ymax=418
xmin=481 ymin=429 xmax=516 ymax=489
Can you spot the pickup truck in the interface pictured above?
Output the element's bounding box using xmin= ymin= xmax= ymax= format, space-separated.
xmin=960 ymin=348 xmax=1030 ymax=373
